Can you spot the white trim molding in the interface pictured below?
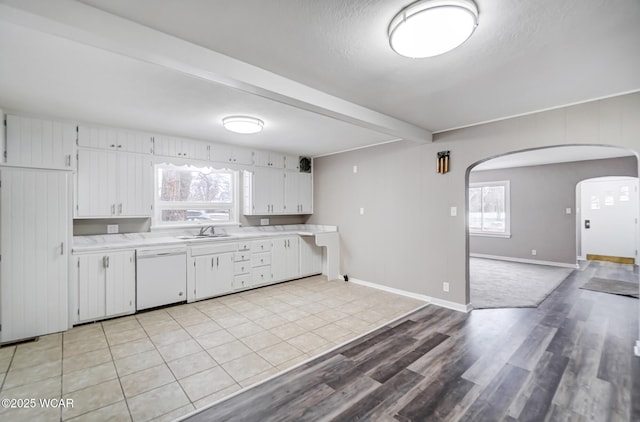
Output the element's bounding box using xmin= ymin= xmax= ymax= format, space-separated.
xmin=470 ymin=253 xmax=579 ymax=269
xmin=346 ymin=277 xmax=471 ymax=313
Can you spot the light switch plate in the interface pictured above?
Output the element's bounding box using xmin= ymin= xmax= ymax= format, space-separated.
xmin=450 ymin=206 xmax=457 ymax=217
xmin=107 ymin=224 xmax=119 ymax=234
xmin=359 ymin=207 xmax=365 ymax=215
xmin=565 ymin=208 xmax=572 ymax=214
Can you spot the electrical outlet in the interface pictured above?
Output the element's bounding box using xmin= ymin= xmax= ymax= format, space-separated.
xmin=443 ymin=282 xmax=450 ymax=292
xmin=531 ymin=249 xmax=537 ymax=256
xmin=107 ymin=224 xmax=119 ymax=234
xmin=450 ymin=206 xmax=457 ymax=217
xmin=260 ymin=218 xmax=269 ymax=226
xmin=359 ymin=207 xmax=365 ymax=215
xmin=353 ymin=165 xmax=358 ymax=174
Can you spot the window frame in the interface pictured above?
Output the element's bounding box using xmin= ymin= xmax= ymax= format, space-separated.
xmin=468 ymin=180 xmax=511 ymax=238
xmin=152 ymin=162 xmax=239 ymax=229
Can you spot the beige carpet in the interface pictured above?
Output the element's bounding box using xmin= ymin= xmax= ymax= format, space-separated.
xmin=470 ymin=257 xmax=574 ymax=309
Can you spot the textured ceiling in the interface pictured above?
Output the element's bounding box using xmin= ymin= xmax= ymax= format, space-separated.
xmin=1 ymin=0 xmax=639 ymax=157
xmin=77 ymin=0 xmax=640 ymax=131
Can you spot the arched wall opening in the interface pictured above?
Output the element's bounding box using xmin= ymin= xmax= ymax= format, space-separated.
xmin=464 ymin=144 xmax=639 ymax=308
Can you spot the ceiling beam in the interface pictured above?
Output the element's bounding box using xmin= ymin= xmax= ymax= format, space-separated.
xmin=0 ymin=0 xmax=432 ymax=143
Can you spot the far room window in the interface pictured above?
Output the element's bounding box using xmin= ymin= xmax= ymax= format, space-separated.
xmin=469 ymin=181 xmax=510 ymax=236
xmin=154 ymin=163 xmax=238 ymax=226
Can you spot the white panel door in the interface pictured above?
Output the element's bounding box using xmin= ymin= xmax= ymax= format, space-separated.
xmin=6 ymin=115 xmax=75 ymax=169
xmin=117 ymin=153 xmax=152 ymax=217
xmin=581 ymin=177 xmax=639 ymax=261
xmin=0 ymin=168 xmax=69 ymax=342
xmin=76 ymin=148 xmax=118 ymax=217
xmin=77 ymin=254 xmax=107 ymax=322
xmin=105 ymin=251 xmax=135 ymax=316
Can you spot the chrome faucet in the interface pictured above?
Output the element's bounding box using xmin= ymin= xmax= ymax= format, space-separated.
xmin=198 ymin=225 xmax=215 ymax=236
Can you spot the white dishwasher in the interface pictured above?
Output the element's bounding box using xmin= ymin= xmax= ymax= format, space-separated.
xmin=136 ymin=245 xmax=187 ymax=310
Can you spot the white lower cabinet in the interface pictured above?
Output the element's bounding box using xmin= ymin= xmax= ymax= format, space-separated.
xmin=76 ymin=250 xmax=135 ymax=323
xmin=272 ymin=236 xmax=300 ymax=282
xmin=0 ymin=167 xmax=70 ymax=342
xmin=300 ymin=236 xmax=323 ymax=276
xmin=190 ymin=243 xmax=236 ymax=300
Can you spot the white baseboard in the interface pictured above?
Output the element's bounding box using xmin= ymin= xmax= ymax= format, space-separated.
xmin=346 ymin=277 xmax=471 ymax=313
xmin=470 ymin=253 xmax=579 ymax=269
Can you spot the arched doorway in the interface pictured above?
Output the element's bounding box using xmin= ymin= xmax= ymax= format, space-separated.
xmin=465 ymin=144 xmax=638 ymax=309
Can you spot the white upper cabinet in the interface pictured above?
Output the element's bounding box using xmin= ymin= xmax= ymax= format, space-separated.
xmin=76 ymin=148 xmax=152 ymax=218
xmin=253 ymin=150 xmax=285 ymax=168
xmin=244 ymin=168 xmax=285 ymax=215
xmin=78 ymin=125 xmax=152 ymax=154
xmin=5 ymin=114 xmax=76 ymax=170
xmin=284 ymin=155 xmax=300 ymax=171
xmin=210 ymin=144 xmax=253 ymax=165
xmin=284 ymin=172 xmax=313 ymax=214
xmin=153 ymin=135 xmax=209 ymax=161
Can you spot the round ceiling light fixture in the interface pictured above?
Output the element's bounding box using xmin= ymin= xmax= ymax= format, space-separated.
xmin=388 ymin=0 xmax=479 ymax=58
xmin=222 ymin=116 xmax=264 ymax=134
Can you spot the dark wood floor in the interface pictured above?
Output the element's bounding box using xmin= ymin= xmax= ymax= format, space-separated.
xmin=184 ymin=261 xmax=640 ymax=422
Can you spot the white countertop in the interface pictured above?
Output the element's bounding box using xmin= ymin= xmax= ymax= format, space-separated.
xmin=72 ymin=224 xmax=338 ymax=253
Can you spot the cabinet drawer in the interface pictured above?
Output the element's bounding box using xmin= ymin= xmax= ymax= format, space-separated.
xmin=252 ymin=266 xmax=271 ymax=285
xmin=234 ymin=252 xmax=251 ymax=262
xmin=251 ymin=240 xmax=272 ymax=253
xmin=234 ymin=274 xmax=252 ymax=290
xmin=238 ymin=242 xmax=251 ymax=251
xmin=252 ymin=252 xmax=271 ymax=267
xmin=190 ymin=242 xmax=237 ymax=257
xmin=234 ymin=262 xmax=251 ymax=275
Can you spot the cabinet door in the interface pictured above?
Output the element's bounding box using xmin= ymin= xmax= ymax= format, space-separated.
xmin=251 ymin=168 xmax=273 ymax=214
xmin=233 ymin=147 xmax=254 ymax=165
xmin=210 ymin=144 xmax=232 ymax=163
xmin=284 ymin=172 xmax=300 ymax=214
xmin=0 ymin=168 xmax=70 ymax=342
xmin=194 ymin=256 xmax=216 ymax=300
xmin=214 ymin=252 xmax=235 ymax=294
xmin=270 ymin=170 xmax=285 ymax=213
xmin=182 ymin=139 xmax=210 ymax=161
xmin=117 ymin=153 xmax=152 ymax=217
xmin=77 ymin=254 xmax=107 ymax=322
xmin=6 ymin=115 xmax=75 ymax=170
xmin=105 ymin=251 xmax=136 ymax=316
xmin=76 ymin=149 xmax=118 ymax=217
xmin=271 ymin=237 xmax=299 ymax=282
xmin=298 ymin=173 xmax=313 ymax=214
xmin=79 ymin=125 xmax=152 ymax=154
xmin=300 ymin=236 xmax=323 ymax=276
xmin=284 ymin=155 xmax=299 ymax=171
xmin=194 ymin=253 xmax=234 ymax=299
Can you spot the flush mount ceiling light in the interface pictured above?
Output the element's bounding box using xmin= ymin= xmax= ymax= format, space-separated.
xmin=222 ymin=116 xmax=264 ymax=134
xmin=388 ymin=0 xmax=479 ymax=58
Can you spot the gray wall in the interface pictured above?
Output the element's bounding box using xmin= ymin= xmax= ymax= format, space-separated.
xmin=469 ymin=157 xmax=637 ymax=265
xmin=309 ymin=92 xmax=640 ymax=306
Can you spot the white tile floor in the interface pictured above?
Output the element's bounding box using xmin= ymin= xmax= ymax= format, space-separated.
xmin=0 ymin=276 xmax=425 ymax=422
